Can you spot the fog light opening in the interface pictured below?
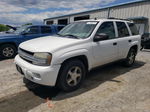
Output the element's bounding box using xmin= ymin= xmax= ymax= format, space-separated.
xmin=33 ymin=73 xmax=41 ymax=79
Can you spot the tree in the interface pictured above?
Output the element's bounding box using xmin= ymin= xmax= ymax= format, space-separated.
xmin=22 ymin=23 xmax=32 ymax=26
xmin=0 ymin=24 xmax=10 ymax=32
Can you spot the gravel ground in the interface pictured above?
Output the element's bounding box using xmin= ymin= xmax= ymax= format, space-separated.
xmin=0 ymin=50 xmax=150 ymax=112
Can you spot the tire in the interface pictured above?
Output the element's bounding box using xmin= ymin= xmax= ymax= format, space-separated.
xmin=140 ymin=45 xmax=144 ymax=50
xmin=123 ymin=48 xmax=136 ymax=67
xmin=57 ymin=59 xmax=86 ymax=92
xmin=0 ymin=44 xmax=17 ymax=59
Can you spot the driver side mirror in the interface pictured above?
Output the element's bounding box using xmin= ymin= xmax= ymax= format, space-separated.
xmin=94 ymin=33 xmax=109 ymax=42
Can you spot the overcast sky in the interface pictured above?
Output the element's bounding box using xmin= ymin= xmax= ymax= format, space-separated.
xmin=0 ymin=0 xmax=141 ymax=25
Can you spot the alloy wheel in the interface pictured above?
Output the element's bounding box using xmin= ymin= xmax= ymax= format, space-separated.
xmin=2 ymin=47 xmax=14 ymax=57
xmin=66 ymin=66 xmax=82 ymax=86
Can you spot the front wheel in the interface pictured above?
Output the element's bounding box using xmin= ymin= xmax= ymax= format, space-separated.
xmin=123 ymin=48 xmax=136 ymax=67
xmin=0 ymin=44 xmax=17 ymax=59
xmin=57 ymin=59 xmax=86 ymax=92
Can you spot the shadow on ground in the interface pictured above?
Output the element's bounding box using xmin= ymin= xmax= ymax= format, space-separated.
xmin=0 ymin=61 xmax=145 ymax=112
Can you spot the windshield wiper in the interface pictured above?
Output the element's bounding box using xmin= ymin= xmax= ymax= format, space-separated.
xmin=63 ymin=34 xmax=80 ymax=39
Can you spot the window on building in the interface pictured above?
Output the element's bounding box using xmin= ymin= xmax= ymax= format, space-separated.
xmin=74 ymin=15 xmax=90 ymax=21
xmin=116 ymin=22 xmax=130 ymax=37
xmin=58 ymin=19 xmax=68 ymax=25
xmin=96 ymin=22 xmax=116 ymax=39
xmin=46 ymin=21 xmax=54 ymax=25
xmin=41 ymin=26 xmax=52 ymax=34
xmin=127 ymin=23 xmax=139 ymax=35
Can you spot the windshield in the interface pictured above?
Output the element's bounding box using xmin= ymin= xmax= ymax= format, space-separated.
xmin=58 ymin=21 xmax=98 ymax=39
xmin=14 ymin=26 xmax=27 ymax=34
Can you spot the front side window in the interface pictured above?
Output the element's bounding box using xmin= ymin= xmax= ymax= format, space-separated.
xmin=14 ymin=26 xmax=27 ymax=34
xmin=96 ymin=22 xmax=116 ymax=39
xmin=26 ymin=26 xmax=39 ymax=34
xmin=127 ymin=23 xmax=139 ymax=35
xmin=116 ymin=22 xmax=129 ymax=37
xmin=58 ymin=21 xmax=98 ymax=39
xmin=41 ymin=26 xmax=51 ymax=34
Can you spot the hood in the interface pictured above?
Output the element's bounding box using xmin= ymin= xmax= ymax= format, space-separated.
xmin=19 ymin=36 xmax=83 ymax=53
xmin=0 ymin=33 xmax=19 ymax=39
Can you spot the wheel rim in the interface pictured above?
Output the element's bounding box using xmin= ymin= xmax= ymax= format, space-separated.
xmin=2 ymin=47 xmax=14 ymax=57
xmin=128 ymin=51 xmax=135 ymax=64
xmin=66 ymin=66 xmax=82 ymax=87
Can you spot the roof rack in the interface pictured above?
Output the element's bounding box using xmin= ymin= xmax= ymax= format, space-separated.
xmin=108 ymin=17 xmax=132 ymax=21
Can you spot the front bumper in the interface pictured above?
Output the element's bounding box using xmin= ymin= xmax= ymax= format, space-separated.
xmin=14 ymin=55 xmax=61 ymax=86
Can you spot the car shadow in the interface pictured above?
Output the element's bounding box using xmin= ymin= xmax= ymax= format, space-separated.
xmin=24 ymin=60 xmax=145 ymax=101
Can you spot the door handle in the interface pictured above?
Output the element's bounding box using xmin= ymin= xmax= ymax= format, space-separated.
xmin=113 ymin=42 xmax=117 ymax=45
xmin=128 ymin=40 xmax=132 ymax=42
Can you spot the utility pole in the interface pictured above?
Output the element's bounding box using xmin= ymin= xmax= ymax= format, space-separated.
xmin=107 ymin=8 xmax=110 ymax=18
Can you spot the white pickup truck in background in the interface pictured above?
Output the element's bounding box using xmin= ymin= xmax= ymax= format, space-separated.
xmin=15 ymin=19 xmax=141 ymax=92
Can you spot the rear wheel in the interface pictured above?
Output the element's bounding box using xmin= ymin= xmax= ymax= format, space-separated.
xmin=0 ymin=44 xmax=17 ymax=59
xmin=57 ymin=59 xmax=86 ymax=92
xmin=140 ymin=45 xmax=144 ymax=50
xmin=123 ymin=48 xmax=136 ymax=67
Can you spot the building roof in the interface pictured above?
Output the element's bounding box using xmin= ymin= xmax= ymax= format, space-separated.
xmin=44 ymin=0 xmax=148 ymax=21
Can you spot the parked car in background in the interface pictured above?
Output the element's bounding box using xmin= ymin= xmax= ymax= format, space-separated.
xmin=0 ymin=24 xmax=65 ymax=58
xmin=15 ymin=19 xmax=141 ymax=92
xmin=141 ymin=33 xmax=150 ymax=50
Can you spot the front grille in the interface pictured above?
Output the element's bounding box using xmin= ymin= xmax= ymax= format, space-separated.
xmin=19 ymin=48 xmax=34 ymax=55
xmin=18 ymin=48 xmax=34 ymax=64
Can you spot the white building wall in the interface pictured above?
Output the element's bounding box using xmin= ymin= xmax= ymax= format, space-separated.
xmin=110 ymin=2 xmax=149 ymax=18
xmin=44 ymin=1 xmax=150 ymax=32
xmin=90 ymin=9 xmax=108 ymax=19
xmin=110 ymin=1 xmax=150 ymax=32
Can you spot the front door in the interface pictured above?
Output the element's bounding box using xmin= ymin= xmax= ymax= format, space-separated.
xmin=92 ymin=21 xmax=118 ymax=67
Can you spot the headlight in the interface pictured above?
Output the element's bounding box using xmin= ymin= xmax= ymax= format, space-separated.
xmin=32 ymin=52 xmax=52 ymax=66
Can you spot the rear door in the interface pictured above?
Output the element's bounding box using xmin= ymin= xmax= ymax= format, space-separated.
xmin=92 ymin=21 xmax=119 ymax=66
xmin=115 ymin=21 xmax=132 ymax=59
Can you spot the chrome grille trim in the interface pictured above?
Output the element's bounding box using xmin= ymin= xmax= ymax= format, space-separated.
xmin=18 ymin=48 xmax=38 ymax=63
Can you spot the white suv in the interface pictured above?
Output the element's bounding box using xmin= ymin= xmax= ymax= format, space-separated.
xmin=15 ymin=19 xmax=141 ymax=92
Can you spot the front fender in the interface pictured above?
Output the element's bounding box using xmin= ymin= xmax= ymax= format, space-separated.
xmin=52 ymin=49 xmax=92 ymax=70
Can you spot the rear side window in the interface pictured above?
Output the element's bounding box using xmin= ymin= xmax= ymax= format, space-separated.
xmin=96 ymin=22 xmax=116 ymax=39
xmin=41 ymin=26 xmax=52 ymax=34
xmin=127 ymin=23 xmax=139 ymax=35
xmin=57 ymin=26 xmax=65 ymax=31
xmin=116 ymin=22 xmax=129 ymax=37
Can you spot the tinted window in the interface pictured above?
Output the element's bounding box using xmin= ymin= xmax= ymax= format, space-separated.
xmin=57 ymin=26 xmax=65 ymax=31
xmin=96 ymin=22 xmax=115 ymax=39
xmin=116 ymin=22 xmax=129 ymax=37
xmin=41 ymin=26 xmax=51 ymax=34
xmin=26 ymin=26 xmax=39 ymax=34
xmin=128 ymin=23 xmax=139 ymax=35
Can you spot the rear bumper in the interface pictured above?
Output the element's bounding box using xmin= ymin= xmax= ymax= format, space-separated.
xmin=14 ymin=55 xmax=61 ymax=86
